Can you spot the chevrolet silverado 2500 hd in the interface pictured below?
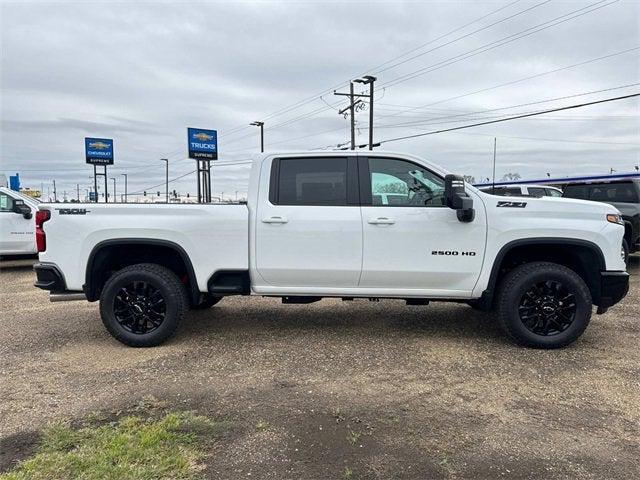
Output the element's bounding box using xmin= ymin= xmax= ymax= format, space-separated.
xmin=33 ymin=152 xmax=629 ymax=348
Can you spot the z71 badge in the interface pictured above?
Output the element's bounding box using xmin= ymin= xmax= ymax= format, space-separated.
xmin=497 ymin=201 xmax=527 ymax=208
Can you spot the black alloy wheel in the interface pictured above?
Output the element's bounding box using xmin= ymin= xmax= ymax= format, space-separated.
xmin=517 ymin=280 xmax=576 ymax=336
xmin=497 ymin=261 xmax=592 ymax=349
xmin=100 ymin=263 xmax=188 ymax=347
xmin=113 ymin=281 xmax=167 ymax=334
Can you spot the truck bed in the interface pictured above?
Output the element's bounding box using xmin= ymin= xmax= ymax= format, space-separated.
xmin=38 ymin=203 xmax=249 ymax=292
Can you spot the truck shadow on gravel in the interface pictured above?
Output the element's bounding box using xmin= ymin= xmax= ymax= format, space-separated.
xmin=181 ymin=301 xmax=506 ymax=346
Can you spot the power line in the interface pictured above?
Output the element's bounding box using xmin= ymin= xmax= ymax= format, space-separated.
xmin=373 ymin=0 xmax=551 ymax=76
xmin=376 ymin=92 xmax=640 ymax=145
xmin=128 ymin=170 xmax=197 ymax=195
xmin=217 ymin=0 xmax=548 ymax=139
xmin=379 ymin=0 xmax=619 ymax=89
xmin=374 ymin=82 xmax=640 ymax=129
xmin=128 ymin=159 xmax=254 ymax=195
xmin=364 ymin=0 xmax=525 ymax=75
xmin=449 ymin=131 xmax=640 ymax=146
xmin=224 ymin=0 xmax=619 ymax=146
xmin=374 ymin=45 xmax=639 ymax=120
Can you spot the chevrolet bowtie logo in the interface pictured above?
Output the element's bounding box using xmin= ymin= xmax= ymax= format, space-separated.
xmin=193 ymin=132 xmax=214 ymax=141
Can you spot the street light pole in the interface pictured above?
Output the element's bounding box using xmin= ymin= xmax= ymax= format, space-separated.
xmin=250 ymin=122 xmax=264 ymax=152
xmin=110 ymin=177 xmax=116 ymax=202
xmin=161 ymin=159 xmax=168 ymax=203
xmin=121 ymin=173 xmax=128 ymax=203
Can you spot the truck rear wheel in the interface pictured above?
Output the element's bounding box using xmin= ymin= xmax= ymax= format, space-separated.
xmin=497 ymin=262 xmax=592 ymax=349
xmin=99 ymin=263 xmax=188 ymax=347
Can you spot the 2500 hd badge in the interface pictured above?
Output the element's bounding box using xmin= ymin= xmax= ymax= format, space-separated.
xmin=432 ymin=250 xmax=477 ymax=256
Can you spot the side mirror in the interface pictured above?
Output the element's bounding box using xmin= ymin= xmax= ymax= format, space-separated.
xmin=444 ymin=174 xmax=475 ymax=223
xmin=12 ymin=200 xmax=32 ymax=220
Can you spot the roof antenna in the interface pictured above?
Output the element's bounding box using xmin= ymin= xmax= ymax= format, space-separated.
xmin=491 ymin=137 xmax=497 ymax=194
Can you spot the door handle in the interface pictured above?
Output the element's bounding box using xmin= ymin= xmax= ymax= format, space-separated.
xmin=262 ymin=215 xmax=288 ymax=224
xmin=368 ymin=217 xmax=395 ymax=225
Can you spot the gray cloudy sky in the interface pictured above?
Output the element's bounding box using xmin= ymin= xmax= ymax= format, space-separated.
xmin=1 ymin=0 xmax=639 ymax=200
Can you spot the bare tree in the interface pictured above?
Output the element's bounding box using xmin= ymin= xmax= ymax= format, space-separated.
xmin=501 ymin=172 xmax=522 ymax=181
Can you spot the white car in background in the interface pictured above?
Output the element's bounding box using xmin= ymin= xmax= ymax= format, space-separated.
xmin=478 ymin=184 xmax=563 ymax=198
xmin=0 ymin=187 xmax=40 ymax=256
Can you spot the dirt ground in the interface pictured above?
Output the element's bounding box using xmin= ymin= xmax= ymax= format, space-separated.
xmin=1 ymin=257 xmax=638 ymax=479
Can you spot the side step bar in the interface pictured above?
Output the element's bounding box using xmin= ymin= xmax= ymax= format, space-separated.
xmin=50 ymin=292 xmax=87 ymax=302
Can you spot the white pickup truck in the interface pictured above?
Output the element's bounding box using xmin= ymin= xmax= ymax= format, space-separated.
xmin=33 ymin=152 xmax=629 ymax=349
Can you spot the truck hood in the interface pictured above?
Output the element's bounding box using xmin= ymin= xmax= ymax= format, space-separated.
xmin=535 ymin=196 xmax=620 ymax=214
xmin=479 ymin=192 xmax=620 ymax=223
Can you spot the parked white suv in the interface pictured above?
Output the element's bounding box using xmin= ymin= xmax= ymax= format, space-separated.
xmin=33 ymin=152 xmax=628 ymax=349
xmin=0 ymin=187 xmax=39 ymax=256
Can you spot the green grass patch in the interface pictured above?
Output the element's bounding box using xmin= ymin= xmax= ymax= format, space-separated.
xmin=1 ymin=412 xmax=226 ymax=480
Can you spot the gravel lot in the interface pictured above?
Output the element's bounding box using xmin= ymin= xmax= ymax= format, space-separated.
xmin=1 ymin=257 xmax=638 ymax=479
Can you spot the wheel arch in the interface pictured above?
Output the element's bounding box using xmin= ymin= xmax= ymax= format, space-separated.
xmin=84 ymin=238 xmax=200 ymax=304
xmin=481 ymin=238 xmax=606 ymax=308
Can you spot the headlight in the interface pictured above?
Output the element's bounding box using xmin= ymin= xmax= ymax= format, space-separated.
xmin=606 ymin=213 xmax=624 ymax=225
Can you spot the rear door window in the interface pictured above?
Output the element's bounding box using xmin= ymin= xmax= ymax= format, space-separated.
xmin=272 ymin=157 xmax=350 ymax=206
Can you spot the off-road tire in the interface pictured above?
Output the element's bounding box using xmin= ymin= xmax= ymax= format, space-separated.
xmin=100 ymin=263 xmax=188 ymax=347
xmin=191 ymin=294 xmax=223 ymax=310
xmin=497 ymin=262 xmax=592 ymax=349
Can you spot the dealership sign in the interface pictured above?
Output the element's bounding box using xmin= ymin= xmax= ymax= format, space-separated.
xmin=85 ymin=138 xmax=114 ymax=165
xmin=188 ymin=128 xmax=218 ymax=160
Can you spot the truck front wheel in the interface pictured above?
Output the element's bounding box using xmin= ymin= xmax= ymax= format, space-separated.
xmin=497 ymin=262 xmax=592 ymax=349
xmin=99 ymin=263 xmax=188 ymax=347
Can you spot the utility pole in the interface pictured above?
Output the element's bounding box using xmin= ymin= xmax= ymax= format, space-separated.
xmin=110 ymin=177 xmax=116 ymax=202
xmin=160 ymin=159 xmax=169 ymax=203
xmin=354 ymin=75 xmax=376 ymax=150
xmin=121 ymin=173 xmax=128 ymax=203
xmin=334 ymin=81 xmax=362 ymax=150
xmin=76 ymin=183 xmax=80 ymax=202
xmin=250 ymin=122 xmax=264 ymax=152
xmin=53 ymin=179 xmax=57 ymax=202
